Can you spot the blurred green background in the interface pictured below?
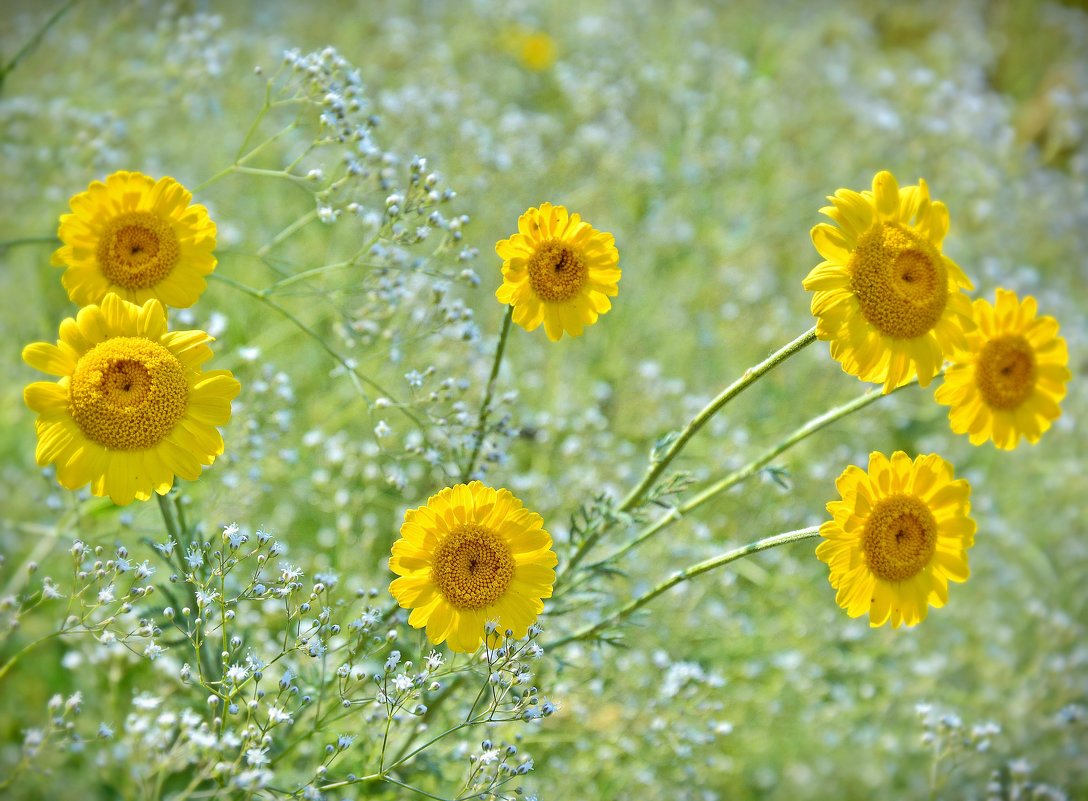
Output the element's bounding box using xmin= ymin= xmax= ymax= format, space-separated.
xmin=1 ymin=1 xmax=1085 ymax=798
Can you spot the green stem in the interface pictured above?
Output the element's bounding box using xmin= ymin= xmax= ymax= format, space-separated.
xmin=461 ymin=306 xmax=514 ymax=482
xmin=157 ymin=493 xmax=217 ymax=681
xmin=383 ymin=777 xmax=454 ymax=801
xmin=257 ymin=209 xmax=318 ymax=258
xmin=0 ymin=630 xmax=65 ymax=682
xmin=156 ymin=493 xmax=183 ymax=548
xmin=261 ymin=229 xmax=381 ymax=295
xmin=0 ymin=0 xmax=80 ymax=93
xmin=261 ymin=259 xmax=354 ymax=295
xmin=617 ymin=326 xmax=816 ymax=513
xmin=0 ymin=236 xmax=60 ymax=251
xmin=598 ymin=379 xmax=921 ymax=566
xmin=233 ymin=77 xmax=275 ymax=163
xmin=551 ymin=525 xmax=821 ymax=648
xmin=209 ymin=273 xmax=421 ymax=426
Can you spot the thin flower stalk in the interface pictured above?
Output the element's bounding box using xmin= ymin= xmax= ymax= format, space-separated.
xmin=462 ymin=305 xmax=514 ymax=481
xmin=599 ymin=374 xmax=933 ymax=567
xmin=617 ymin=326 xmax=817 ymax=513
xmin=553 ymin=526 xmax=822 ymax=648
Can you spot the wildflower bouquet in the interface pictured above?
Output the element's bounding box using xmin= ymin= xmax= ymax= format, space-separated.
xmin=3 ymin=3 xmax=1084 ymax=800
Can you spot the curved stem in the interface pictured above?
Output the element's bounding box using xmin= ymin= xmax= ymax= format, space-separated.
xmin=257 ymin=209 xmax=318 ymax=258
xmin=0 ymin=236 xmax=59 ymax=251
xmin=461 ymin=306 xmax=514 ymax=482
xmin=599 ymin=378 xmax=923 ymax=566
xmin=0 ymin=0 xmax=80 ymax=93
xmin=551 ymin=526 xmax=821 ymax=649
xmin=209 ymin=273 xmax=422 ymax=427
xmin=261 ymin=259 xmax=354 ymax=295
xmin=617 ymin=327 xmax=816 ymax=513
xmin=0 ymin=629 xmax=65 ymax=682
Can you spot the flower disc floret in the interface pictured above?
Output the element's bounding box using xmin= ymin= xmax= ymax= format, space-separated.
xmin=22 ymin=294 xmax=240 ymax=505
xmin=816 ymin=451 xmax=975 ymax=628
xmin=69 ymin=337 xmax=189 ymax=450
xmin=527 ymin=240 xmax=588 ymax=303
xmin=861 ymin=495 xmax=938 ymax=582
xmin=935 ymin=289 xmax=1069 ymax=449
xmin=495 ymin=203 xmax=620 ymax=341
xmin=389 ymin=482 xmax=557 ymax=653
xmin=850 ymin=223 xmax=948 ymax=339
xmin=96 ymin=211 xmax=181 ymax=289
xmin=431 ymin=524 xmax=516 ymax=609
xmin=803 ymin=171 xmax=975 ymax=392
xmin=52 ymin=171 xmax=217 ymax=308
xmin=975 ymin=335 xmax=1036 ymax=410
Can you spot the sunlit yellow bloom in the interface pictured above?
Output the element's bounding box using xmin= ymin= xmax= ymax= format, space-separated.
xmin=389 ymin=482 xmax=557 ymax=653
xmin=803 ymin=171 xmax=975 ymax=392
xmin=495 ymin=203 xmax=619 ymax=341
xmin=22 ymin=294 xmax=240 ymax=505
xmin=52 ymin=171 xmax=217 ymax=308
xmin=935 ymin=288 xmax=1070 ymax=449
xmin=503 ymin=27 xmax=557 ymax=71
xmin=817 ymin=451 xmax=975 ymax=628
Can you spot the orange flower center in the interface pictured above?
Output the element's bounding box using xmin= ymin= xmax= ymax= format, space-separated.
xmin=69 ymin=337 xmax=189 ymax=450
xmin=862 ymin=494 xmax=938 ymax=582
xmin=431 ymin=524 xmax=515 ymax=609
xmin=975 ymin=334 xmax=1036 ymax=410
xmin=527 ymin=240 xmax=587 ymax=303
xmin=97 ymin=211 xmax=180 ymax=289
xmin=849 ymin=222 xmax=948 ymax=339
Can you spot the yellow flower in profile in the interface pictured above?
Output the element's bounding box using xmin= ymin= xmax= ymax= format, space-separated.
xmin=803 ymin=171 xmax=975 ymax=392
xmin=22 ymin=294 xmax=240 ymax=506
xmin=495 ymin=203 xmax=620 ymax=341
xmin=52 ymin=171 xmax=217 ymax=308
xmin=935 ymin=288 xmax=1070 ymax=450
xmin=816 ymin=451 xmax=975 ymax=628
xmin=389 ymin=482 xmax=557 ymax=653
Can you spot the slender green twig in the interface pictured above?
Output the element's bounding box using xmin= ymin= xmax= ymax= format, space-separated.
xmin=209 ymin=273 xmax=422 ymax=426
xmin=260 ymin=230 xmax=381 ymax=295
xmin=561 ymin=327 xmax=817 ymax=580
xmin=552 ymin=526 xmax=821 ymax=648
xmin=617 ymin=327 xmax=817 ymax=513
xmin=0 ymin=0 xmax=80 ymax=94
xmin=257 ymin=209 xmax=318 ymax=258
xmin=157 ymin=492 xmax=218 ymax=681
xmin=0 ymin=630 xmax=66 ymax=682
xmin=461 ymin=306 xmax=514 ymax=482
xmin=261 ymin=259 xmax=355 ymax=295
xmin=597 ymin=377 xmax=925 ymax=566
xmin=382 ymin=777 xmax=453 ymax=801
xmin=0 ymin=236 xmax=60 ymax=251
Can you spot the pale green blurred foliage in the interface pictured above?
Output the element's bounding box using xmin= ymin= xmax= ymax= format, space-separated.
xmin=1 ymin=1 xmax=1086 ymax=799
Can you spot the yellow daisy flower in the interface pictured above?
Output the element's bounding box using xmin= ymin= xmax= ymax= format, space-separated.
xmin=935 ymin=288 xmax=1070 ymax=450
xmin=22 ymin=293 xmax=240 ymax=506
xmin=803 ymin=171 xmax=975 ymax=392
xmin=816 ymin=451 xmax=975 ymax=628
xmin=389 ymin=482 xmax=558 ymax=653
xmin=501 ymin=26 xmax=558 ymax=71
xmin=495 ymin=203 xmax=620 ymax=341
xmin=52 ymin=171 xmax=217 ymax=308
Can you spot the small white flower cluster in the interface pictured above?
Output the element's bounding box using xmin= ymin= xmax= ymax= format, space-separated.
xmin=463 ymin=737 xmax=537 ymax=799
